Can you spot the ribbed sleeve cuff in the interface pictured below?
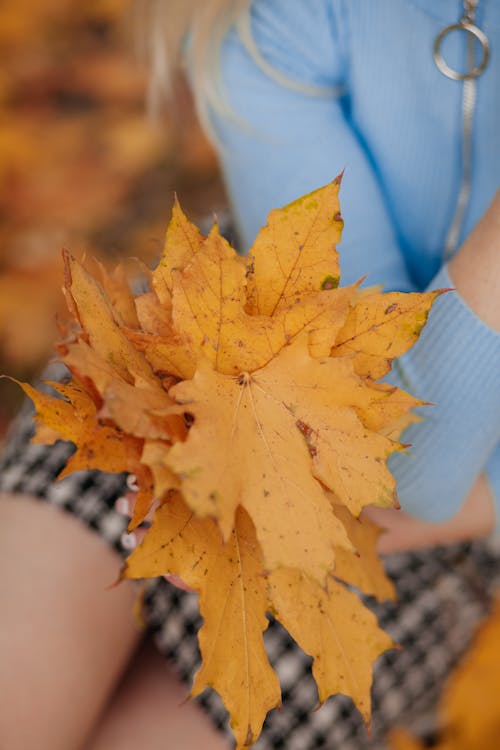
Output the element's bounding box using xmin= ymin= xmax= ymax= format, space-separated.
xmin=387 ymin=265 xmax=500 ymax=523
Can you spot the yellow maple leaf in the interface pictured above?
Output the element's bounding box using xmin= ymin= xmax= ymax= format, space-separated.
xmin=86 ymin=257 xmax=141 ymax=329
xmin=167 ymin=333 xmax=402 ymax=550
xmin=124 ymin=491 xmax=395 ymax=745
xmin=152 ymin=197 xmax=205 ymax=311
xmin=134 ymin=290 xmax=172 ymax=336
xmin=124 ymin=492 xmax=281 ymax=750
xmin=332 ymin=502 xmax=396 ymax=601
xmin=245 ymin=177 xmax=343 ymax=316
xmin=268 ymin=566 xmax=394 ymax=725
xmin=333 ymin=290 xmax=445 ymax=380
xmin=12 ymin=378 xmax=144 ymax=478
xmin=59 ymin=334 xmax=186 ymax=448
xmin=166 ymin=350 xmax=351 ymax=583
xmin=63 ymin=250 xmax=157 ymax=387
xmin=356 ymin=380 xmax=424 ymax=436
xmin=169 ymin=220 xmax=355 ymax=376
xmin=170 ymin=224 xmax=286 ymax=375
xmin=140 ymin=440 xmax=179 ymax=501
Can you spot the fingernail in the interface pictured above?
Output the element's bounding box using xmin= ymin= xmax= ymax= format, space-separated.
xmin=120 ymin=531 xmax=137 ymax=551
xmin=115 ymin=497 xmax=130 ymax=516
xmin=126 ymin=474 xmax=139 ymax=491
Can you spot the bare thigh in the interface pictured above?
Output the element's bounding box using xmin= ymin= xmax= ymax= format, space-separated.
xmin=0 ymin=493 xmax=141 ymax=750
xmin=85 ymin=638 xmax=230 ymax=750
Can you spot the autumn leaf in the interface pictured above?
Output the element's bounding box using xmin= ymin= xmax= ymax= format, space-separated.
xmin=89 ymin=258 xmax=140 ymax=329
xmin=12 ymin=378 xmax=144 ymax=478
xmin=11 ymin=378 xmax=92 ymax=443
xmin=332 ymin=502 xmax=396 ymax=601
xmin=268 ymin=567 xmax=394 ymax=725
xmin=246 ymin=177 xmax=343 ymax=316
xmin=124 ymin=329 xmax=197 ymax=381
xmin=124 ymin=492 xmax=281 ymax=750
xmin=304 ymin=285 xmax=357 ymax=358
xmin=100 ymin=376 xmax=184 ymax=443
xmin=356 ymin=381 xmax=424 ymax=437
xmin=165 ymin=350 xmax=351 ymax=583
xmin=124 ymin=492 xmax=394 ymax=744
xmin=333 ymin=290 xmax=445 ymax=379
xmin=192 ymin=506 xmax=282 ymax=749
xmin=63 ymin=250 xmax=157 ymax=387
xmin=58 ymin=339 xmax=121 ymax=395
xmin=170 ymin=224 xmax=286 ymax=376
xmin=59 ymin=338 xmax=186 ymax=445
xmin=152 ymin=197 xmax=205 ymax=311
xmin=168 ymin=224 xmax=354 ymax=378
xmin=140 ymin=440 xmax=179 ymax=501
xmin=234 ymin=335 xmax=402 ymax=517
xmin=134 ymin=291 xmax=172 ymax=336
xmin=14 ymin=183 xmax=441 ymax=748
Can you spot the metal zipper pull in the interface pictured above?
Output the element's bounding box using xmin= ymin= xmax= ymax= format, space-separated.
xmin=433 ymin=0 xmax=490 ymax=258
xmin=434 ymin=0 xmax=489 ymax=81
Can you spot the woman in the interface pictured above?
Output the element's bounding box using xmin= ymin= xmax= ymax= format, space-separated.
xmin=1 ymin=1 xmax=499 ymax=748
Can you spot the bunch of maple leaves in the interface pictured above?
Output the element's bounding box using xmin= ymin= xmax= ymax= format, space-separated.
xmin=17 ymin=180 xmax=442 ymax=749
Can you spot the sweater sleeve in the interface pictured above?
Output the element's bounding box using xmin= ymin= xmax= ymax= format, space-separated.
xmin=209 ymin=0 xmax=500 ymax=523
xmin=386 ymin=266 xmax=500 ymax=523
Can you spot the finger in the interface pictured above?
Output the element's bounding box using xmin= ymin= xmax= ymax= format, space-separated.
xmin=115 ymin=474 xmax=140 ymax=519
xmin=119 ymin=526 xmax=147 ymax=553
xmin=115 ymin=487 xmax=156 ymax=525
xmin=126 ymin=473 xmax=139 ymax=492
xmin=115 ymin=496 xmax=131 ymax=517
xmin=115 ymin=490 xmax=140 ymax=519
xmin=164 ymin=575 xmax=194 ymax=593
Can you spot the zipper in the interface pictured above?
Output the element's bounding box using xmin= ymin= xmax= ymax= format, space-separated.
xmin=433 ymin=0 xmax=490 ymax=258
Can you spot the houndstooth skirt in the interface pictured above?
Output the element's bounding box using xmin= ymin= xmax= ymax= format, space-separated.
xmin=2 ymin=400 xmax=500 ymax=750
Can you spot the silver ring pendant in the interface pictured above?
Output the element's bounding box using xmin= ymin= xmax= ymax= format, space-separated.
xmin=433 ymin=22 xmax=490 ymax=80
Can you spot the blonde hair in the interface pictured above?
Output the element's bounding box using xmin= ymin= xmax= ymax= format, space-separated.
xmin=134 ymin=0 xmax=339 ymax=129
xmin=133 ymin=0 xmax=248 ymax=123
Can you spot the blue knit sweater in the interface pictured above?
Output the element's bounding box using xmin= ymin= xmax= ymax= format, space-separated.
xmin=209 ymin=0 xmax=500 ymax=525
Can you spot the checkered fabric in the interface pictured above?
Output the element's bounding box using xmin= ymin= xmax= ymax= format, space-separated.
xmin=2 ymin=404 xmax=500 ymax=749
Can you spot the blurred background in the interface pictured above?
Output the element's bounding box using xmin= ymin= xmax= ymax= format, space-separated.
xmin=0 ymin=0 xmax=226 ymax=443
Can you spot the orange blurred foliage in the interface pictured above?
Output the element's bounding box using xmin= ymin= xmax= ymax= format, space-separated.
xmin=389 ymin=596 xmax=500 ymax=750
xmin=0 ymin=0 xmax=225 ymax=440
